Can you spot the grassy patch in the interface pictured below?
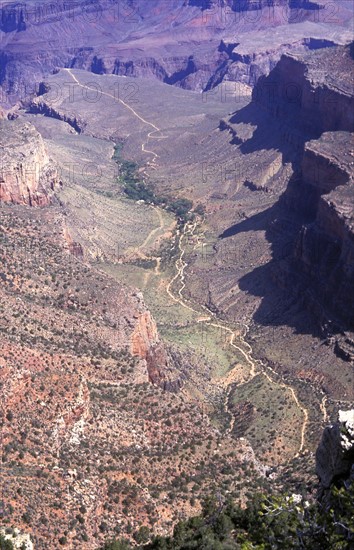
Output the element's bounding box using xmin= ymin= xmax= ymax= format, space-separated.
xmin=230 ymin=374 xmax=303 ymax=463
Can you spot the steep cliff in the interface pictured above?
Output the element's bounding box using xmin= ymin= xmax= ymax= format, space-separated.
xmin=215 ymin=29 xmax=344 ymax=89
xmin=253 ymin=44 xmax=354 ymax=136
xmin=316 ymin=409 xmax=354 ymax=503
xmin=250 ymin=44 xmax=354 ymax=336
xmin=294 ymin=132 xmax=354 ymax=330
xmin=0 ymin=119 xmax=60 ymax=205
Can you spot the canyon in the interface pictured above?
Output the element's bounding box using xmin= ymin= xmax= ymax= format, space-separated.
xmin=0 ymin=1 xmax=353 ymax=548
xmin=0 ymin=0 xmax=353 ymax=106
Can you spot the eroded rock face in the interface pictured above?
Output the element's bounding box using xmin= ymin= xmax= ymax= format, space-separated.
xmin=0 ymin=119 xmax=59 ymax=205
xmin=131 ymin=308 xmax=159 ymax=359
xmin=131 ymin=305 xmax=184 ymax=390
xmin=253 ymin=44 xmax=354 ymax=136
xmin=251 ymin=45 xmax=354 ymax=333
xmin=316 ymin=410 xmax=354 ymax=501
xmin=293 ymin=132 xmax=354 ymax=328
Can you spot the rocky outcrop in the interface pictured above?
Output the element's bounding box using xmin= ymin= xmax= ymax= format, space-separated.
xmin=146 ymin=344 xmax=186 ymax=392
xmin=28 ymin=101 xmax=84 ymax=134
xmin=0 ymin=119 xmax=60 ymax=205
xmin=253 ymin=44 xmax=354 ymax=137
xmin=131 ymin=309 xmax=159 ymax=359
xmin=316 ymin=410 xmax=354 ymax=502
xmin=63 ymin=226 xmax=84 ymax=259
xmin=0 ymin=3 xmax=26 ymax=32
xmin=0 ymin=528 xmax=33 ymax=550
xmin=131 ymin=306 xmax=185 ymax=391
xmin=214 ymin=33 xmax=341 ymax=89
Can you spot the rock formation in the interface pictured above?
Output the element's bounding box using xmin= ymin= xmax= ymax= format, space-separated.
xmin=253 ymin=44 xmax=354 ymax=137
xmin=131 ymin=304 xmax=184 ymax=391
xmin=0 ymin=119 xmax=60 ymax=205
xmin=131 ymin=308 xmax=159 ymax=361
xmin=316 ymin=409 xmax=354 ymax=503
xmin=294 ymin=132 xmax=354 ymax=330
xmin=252 ymin=44 xmax=354 ymax=336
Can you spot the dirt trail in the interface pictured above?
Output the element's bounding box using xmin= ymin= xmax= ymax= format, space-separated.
xmin=140 ymin=207 xmax=164 ymax=251
xmin=67 ymin=69 xmax=315 ymax=456
xmin=320 ymin=395 xmax=328 ymax=423
xmin=166 ymin=221 xmax=310 ymax=454
xmin=66 ymin=69 xmax=167 ymax=168
xmin=67 ymin=69 xmax=172 ymax=260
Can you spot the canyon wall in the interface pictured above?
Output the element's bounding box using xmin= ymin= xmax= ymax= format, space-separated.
xmin=0 ymin=0 xmax=351 ymax=104
xmin=316 ymin=409 xmax=354 ymax=503
xmin=253 ymin=49 xmax=354 ymax=135
xmin=252 ymin=44 xmax=354 ymax=341
xmin=294 ymin=133 xmax=354 ymax=334
xmin=0 ymin=119 xmax=60 ymax=206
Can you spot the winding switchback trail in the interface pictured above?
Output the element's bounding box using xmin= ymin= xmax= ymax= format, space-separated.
xmin=66 ymin=69 xmax=167 ymax=168
xmin=166 ymin=221 xmax=309 ymax=454
xmin=66 ymin=69 xmax=313 ymax=457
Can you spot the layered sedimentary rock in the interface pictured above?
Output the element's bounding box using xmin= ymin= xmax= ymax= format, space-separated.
xmin=0 ymin=119 xmax=59 ymax=205
xmin=251 ymin=44 xmax=354 ymax=334
xmin=214 ymin=25 xmax=347 ymax=89
xmin=294 ymin=132 xmax=354 ymax=328
xmin=0 ymin=0 xmax=352 ymax=104
xmin=316 ymin=409 xmax=354 ymax=502
xmin=253 ymin=44 xmax=354 ymax=136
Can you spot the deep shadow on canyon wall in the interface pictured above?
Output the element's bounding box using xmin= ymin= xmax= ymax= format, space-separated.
xmin=219 ymin=45 xmax=354 ymax=354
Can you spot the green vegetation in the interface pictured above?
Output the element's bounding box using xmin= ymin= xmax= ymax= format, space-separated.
xmin=0 ymin=535 xmax=14 ymax=550
xmin=229 ymin=375 xmax=303 ymax=461
xmin=112 ymin=144 xmax=194 ymax=223
xmin=167 ymin=198 xmax=193 ymax=220
xmin=100 ymin=481 xmax=354 ymax=549
xmin=102 ymin=540 xmax=131 ymax=550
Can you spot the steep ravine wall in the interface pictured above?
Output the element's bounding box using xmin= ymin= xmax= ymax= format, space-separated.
xmin=293 ymin=133 xmax=354 ymax=333
xmin=316 ymin=409 xmax=354 ymax=504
